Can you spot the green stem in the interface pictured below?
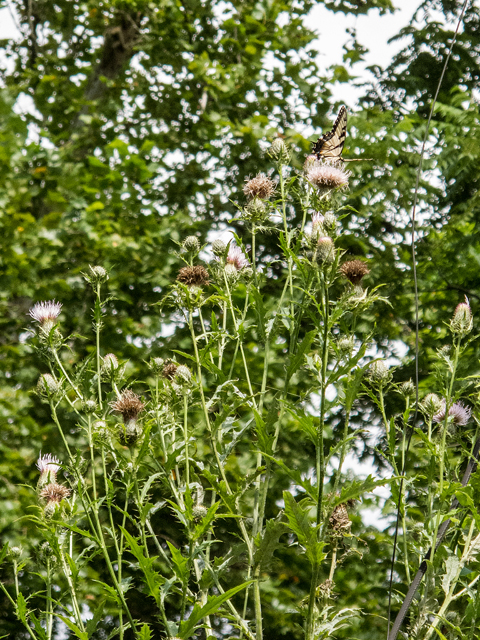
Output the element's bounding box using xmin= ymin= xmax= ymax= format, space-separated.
xmin=183 ymin=392 xmax=190 ymax=487
xmin=0 ymin=581 xmax=38 ymax=640
xmin=46 ymin=559 xmax=53 ymax=639
xmin=59 ymin=546 xmax=85 ymax=632
xmin=96 ymin=283 xmax=103 ymax=409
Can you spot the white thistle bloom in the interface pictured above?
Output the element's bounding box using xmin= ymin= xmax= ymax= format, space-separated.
xmin=29 ymin=301 xmax=62 ymax=325
xmin=36 ymin=453 xmax=61 ymax=476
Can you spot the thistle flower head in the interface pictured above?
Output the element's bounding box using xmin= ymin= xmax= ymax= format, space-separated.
xmin=340 ymin=260 xmax=370 ymax=285
xmin=183 ymin=236 xmax=200 ymax=252
xmin=243 ymin=197 xmax=269 ymax=223
xmin=315 ymin=237 xmax=335 ymax=265
xmin=192 ymin=505 xmax=208 ymax=521
xmin=175 ymin=365 xmax=192 ymax=386
xmin=177 ymin=265 xmax=210 ymax=287
xmin=226 ymin=245 xmax=249 ymax=271
xmin=368 ymin=360 xmax=392 ymax=386
xmin=303 ymin=155 xmax=318 ymax=172
xmin=110 ymin=390 xmax=145 ymax=421
xmin=88 ymin=265 xmax=109 ymax=284
xmin=37 ymin=374 xmax=60 ymax=398
xmin=421 ymin=393 xmax=443 ymax=417
xmin=269 ymin=138 xmax=290 ymax=163
xmin=36 ymin=453 xmax=61 ymax=477
xmin=307 ymin=161 xmax=350 ymax=193
xmin=29 ymin=301 xmax=62 ymax=326
xmin=433 ymin=401 xmax=471 ymax=426
xmin=149 ymin=357 xmax=164 ymax=375
xmin=243 ymin=173 xmax=276 ymax=200
xmin=40 ymin=482 xmax=70 ymax=504
xmin=398 ymin=380 xmax=415 ymax=398
xmin=450 ymin=296 xmax=473 ymax=336
xmin=212 ymin=239 xmax=227 ymax=257
xmin=8 ymin=546 xmax=23 ymax=561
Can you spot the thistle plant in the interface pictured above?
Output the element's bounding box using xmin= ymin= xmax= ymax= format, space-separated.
xmin=3 ymin=147 xmax=480 ymax=640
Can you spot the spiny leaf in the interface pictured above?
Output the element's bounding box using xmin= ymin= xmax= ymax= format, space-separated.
xmin=177 ymin=581 xmax=253 ymax=640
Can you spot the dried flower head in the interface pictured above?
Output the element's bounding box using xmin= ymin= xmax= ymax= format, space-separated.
xmin=36 ymin=453 xmax=61 ymax=478
xmin=433 ymin=401 xmax=471 ymax=426
xmin=29 ymin=301 xmax=62 ymax=327
xmin=111 ymin=390 xmax=145 ymax=421
xmin=183 ymin=236 xmax=200 ymax=252
xmin=40 ymin=483 xmax=70 ymax=504
xmin=329 ymin=503 xmax=352 ymax=535
xmin=340 ymin=260 xmax=370 ymax=285
xmin=243 ymin=173 xmax=276 ymax=200
xmin=162 ymin=361 xmax=178 ymax=380
xmin=226 ymin=245 xmax=249 ymax=271
xmin=212 ymin=239 xmax=227 ymax=257
xmin=177 ymin=265 xmax=210 ymax=287
xmin=307 ymin=162 xmax=350 ymax=193
xmin=450 ymin=296 xmax=473 ymax=336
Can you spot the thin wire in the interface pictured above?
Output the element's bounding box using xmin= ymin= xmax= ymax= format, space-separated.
xmin=386 ymin=2 xmax=470 ymax=638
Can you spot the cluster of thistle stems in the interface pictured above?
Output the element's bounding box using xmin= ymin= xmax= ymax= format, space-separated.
xmin=7 ymin=144 xmax=480 ymax=640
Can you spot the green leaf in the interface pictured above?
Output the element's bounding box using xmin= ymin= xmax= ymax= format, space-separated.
xmin=335 ymin=475 xmax=399 ymax=505
xmin=283 ymin=491 xmax=314 ymax=544
xmin=85 ymin=600 xmax=106 ymax=638
xmin=139 ymin=623 xmax=153 ymax=640
xmin=177 ymin=581 xmax=253 ymax=640
xmin=254 ymin=518 xmax=288 ymax=569
xmin=166 ymin=541 xmax=189 ymax=584
xmin=286 ymin=330 xmax=316 ymax=381
xmin=16 ymin=592 xmax=27 ymax=624
xmin=55 ymin=614 xmax=89 ymax=640
xmin=120 ymin=527 xmax=163 ymax=606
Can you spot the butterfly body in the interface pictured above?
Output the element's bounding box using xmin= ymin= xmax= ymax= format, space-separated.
xmin=312 ymin=106 xmax=372 ymax=163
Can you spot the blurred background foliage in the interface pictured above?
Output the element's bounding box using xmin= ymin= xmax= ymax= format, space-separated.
xmin=1 ymin=0 xmax=480 ymax=637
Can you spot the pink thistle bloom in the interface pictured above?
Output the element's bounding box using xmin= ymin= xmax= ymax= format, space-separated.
xmin=226 ymin=245 xmax=249 ymax=271
xmin=433 ymin=401 xmax=471 ymax=426
xmin=36 ymin=453 xmax=61 ymax=476
xmin=307 ymin=162 xmax=350 ymax=192
xmin=29 ymin=301 xmax=62 ymax=325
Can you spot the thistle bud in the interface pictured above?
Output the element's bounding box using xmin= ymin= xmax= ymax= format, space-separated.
xmin=450 ymin=297 xmax=473 ymax=336
xmin=315 ymin=237 xmax=335 ymax=265
xmin=162 ymin=362 xmax=178 ymax=380
xmin=175 ymin=365 xmax=192 ymax=387
xmin=37 ymin=541 xmax=57 ymax=567
xmin=8 ymin=546 xmax=22 ymax=561
xmin=87 ymin=265 xmax=109 ymax=285
xmin=337 ymin=335 xmax=354 ymax=355
xmin=398 ymin=380 xmax=415 ymax=398
xmin=101 ymin=353 xmax=120 ymax=381
xmin=192 ymin=505 xmax=208 ymax=522
xmin=243 ymin=197 xmax=268 ymax=223
xmin=117 ymin=421 xmax=142 ymax=447
xmin=37 ymin=374 xmax=60 ymax=398
xmin=183 ymin=236 xmax=200 ymax=253
xmin=269 ymin=137 xmax=290 ymax=163
xmin=149 ymin=357 xmax=164 ymax=375
xmin=323 ymin=212 xmax=337 ymax=233
xmin=212 ymin=239 xmax=227 ymax=257
xmin=82 ymin=399 xmax=97 ymax=414
xmin=368 ymin=360 xmax=392 ymax=386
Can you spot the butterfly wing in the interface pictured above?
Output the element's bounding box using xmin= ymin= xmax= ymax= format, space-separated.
xmin=312 ymin=106 xmax=347 ymax=162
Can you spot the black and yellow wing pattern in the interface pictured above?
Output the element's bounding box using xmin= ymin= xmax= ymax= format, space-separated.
xmin=312 ymin=106 xmax=348 ymax=162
